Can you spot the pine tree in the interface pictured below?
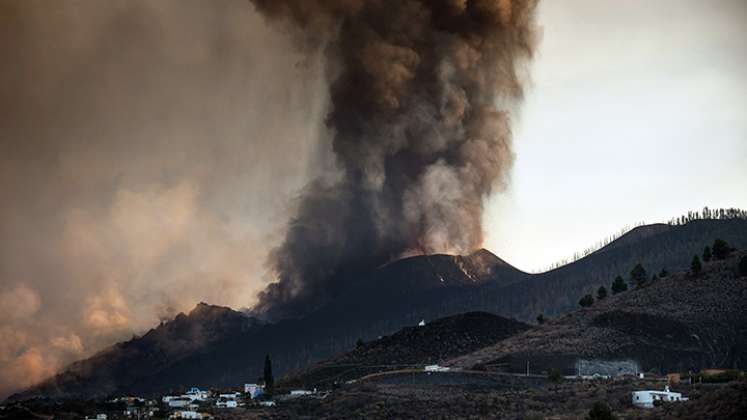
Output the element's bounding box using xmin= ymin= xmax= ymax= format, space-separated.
xmin=536 ymin=314 xmax=546 ymax=325
xmin=264 ymin=354 xmax=274 ymax=394
xmin=611 ymin=276 xmax=627 ymax=294
xmin=579 ymin=294 xmax=594 ymax=308
xmin=739 ymin=256 xmax=747 ymax=276
xmin=630 ymin=263 xmax=647 ymax=288
xmin=703 ymin=246 xmax=712 ymax=262
xmin=712 ymin=239 xmax=731 ymax=260
xmin=691 ymin=255 xmax=702 ymax=275
xmin=597 ymin=286 xmax=608 ymax=300
xmin=659 ymin=268 xmax=669 ymax=278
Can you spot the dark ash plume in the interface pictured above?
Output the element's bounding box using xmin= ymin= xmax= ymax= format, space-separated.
xmin=252 ymin=0 xmax=539 ymax=320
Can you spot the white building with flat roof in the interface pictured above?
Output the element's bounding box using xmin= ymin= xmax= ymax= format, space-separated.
xmin=632 ymin=386 xmax=688 ymax=408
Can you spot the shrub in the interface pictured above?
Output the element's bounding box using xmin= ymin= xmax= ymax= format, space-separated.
xmin=712 ymin=239 xmax=731 ymax=260
xmin=611 ymin=276 xmax=627 ymax=294
xmin=548 ymin=369 xmax=563 ymax=384
xmin=597 ymin=286 xmax=608 ymax=300
xmin=536 ymin=314 xmax=546 ymax=325
xmin=739 ymin=256 xmax=747 ymax=276
xmin=579 ymin=294 xmax=594 ymax=308
xmin=702 ymin=246 xmax=712 ymax=262
xmin=586 ymin=401 xmax=616 ymax=420
xmin=691 ymin=255 xmax=702 ymax=275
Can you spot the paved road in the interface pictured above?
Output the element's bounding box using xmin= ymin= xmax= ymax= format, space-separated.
xmin=359 ymin=369 xmax=548 ymax=388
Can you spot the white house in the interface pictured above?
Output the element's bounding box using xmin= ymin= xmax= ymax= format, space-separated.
xmin=168 ymin=397 xmax=192 ymax=408
xmin=216 ymin=393 xmax=239 ymax=408
xmin=184 ymin=387 xmax=208 ymax=401
xmin=290 ymin=389 xmax=313 ymax=396
xmin=632 ymin=386 xmax=688 ymax=408
xmin=425 ymin=364 xmax=450 ymax=372
xmin=244 ymin=383 xmax=264 ymax=399
xmin=215 ymin=399 xmax=238 ymax=408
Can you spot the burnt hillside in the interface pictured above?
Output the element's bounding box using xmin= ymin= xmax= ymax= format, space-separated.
xmin=449 ymin=250 xmax=747 ymax=375
xmin=279 ymin=312 xmax=531 ymax=390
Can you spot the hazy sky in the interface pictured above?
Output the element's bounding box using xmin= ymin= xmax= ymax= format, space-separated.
xmin=484 ymin=0 xmax=747 ymax=271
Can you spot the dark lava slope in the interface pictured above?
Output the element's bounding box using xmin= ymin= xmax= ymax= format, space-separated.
xmin=449 ymin=250 xmax=747 ymax=375
xmin=279 ymin=311 xmax=531 ymax=390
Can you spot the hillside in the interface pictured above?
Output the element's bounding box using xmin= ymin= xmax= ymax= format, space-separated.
xmin=279 ymin=312 xmax=531 ymax=390
xmin=9 ymin=303 xmax=263 ymax=399
xmin=10 ymin=218 xmax=747 ymax=400
xmin=448 ymin=250 xmax=747 ymax=375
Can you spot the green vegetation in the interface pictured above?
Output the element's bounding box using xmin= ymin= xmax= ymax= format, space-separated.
xmin=356 ymin=338 xmax=365 ymax=348
xmin=659 ymin=268 xmax=669 ymax=278
xmin=739 ymin=256 xmax=747 ymax=276
xmin=712 ymin=238 xmax=731 ymax=260
xmin=264 ymin=353 xmax=274 ymax=394
xmin=596 ymin=286 xmax=607 ymax=300
xmin=702 ymin=246 xmax=712 ymax=262
xmin=579 ymin=294 xmax=594 ymax=308
xmin=691 ymin=255 xmax=702 ymax=275
xmin=586 ymin=401 xmax=616 ymax=420
xmin=536 ymin=314 xmax=546 ymax=325
xmin=630 ymin=263 xmax=647 ymax=288
xmin=548 ymin=368 xmax=563 ymax=391
xmin=611 ymin=276 xmax=627 ymax=294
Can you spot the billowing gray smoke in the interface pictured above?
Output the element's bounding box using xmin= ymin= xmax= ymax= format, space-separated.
xmin=251 ymin=0 xmax=540 ymax=320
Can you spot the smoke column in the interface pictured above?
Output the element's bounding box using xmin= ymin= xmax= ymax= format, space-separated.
xmin=0 ymin=0 xmax=328 ymax=398
xmin=252 ymin=0 xmax=540 ymax=320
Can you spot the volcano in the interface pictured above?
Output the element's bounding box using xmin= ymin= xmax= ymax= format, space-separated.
xmin=9 ymin=218 xmax=747 ymax=400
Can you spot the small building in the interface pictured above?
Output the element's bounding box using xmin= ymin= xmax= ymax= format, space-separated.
xmin=424 ymin=364 xmax=450 ymax=372
xmin=185 ymin=387 xmax=208 ymax=401
xmin=290 ymin=389 xmax=313 ymax=396
xmin=170 ymin=410 xmax=207 ymax=419
xmin=168 ymin=397 xmax=192 ymax=408
xmin=215 ymin=398 xmax=238 ymax=408
xmin=418 ymin=320 xmax=426 ymax=327
xmin=216 ymin=392 xmax=239 ymax=408
xmin=632 ymin=386 xmax=688 ymax=408
xmin=701 ymin=368 xmax=728 ymax=376
xmin=259 ymin=400 xmax=276 ymax=407
xmin=244 ymin=383 xmax=264 ymax=399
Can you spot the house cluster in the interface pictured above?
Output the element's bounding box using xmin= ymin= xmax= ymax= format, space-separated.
xmin=161 ymin=384 xmax=265 ymax=413
xmin=82 ymin=383 xmax=267 ymax=419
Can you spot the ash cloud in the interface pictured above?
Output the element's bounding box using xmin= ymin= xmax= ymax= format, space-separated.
xmin=252 ymin=0 xmax=540 ymax=320
xmin=0 ymin=0 xmax=328 ymax=398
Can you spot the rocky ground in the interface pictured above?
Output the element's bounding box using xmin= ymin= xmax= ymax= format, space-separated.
xmin=213 ymin=378 xmax=746 ymax=420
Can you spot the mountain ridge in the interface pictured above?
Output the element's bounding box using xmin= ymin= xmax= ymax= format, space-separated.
xmin=9 ymin=218 xmax=747 ymax=401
